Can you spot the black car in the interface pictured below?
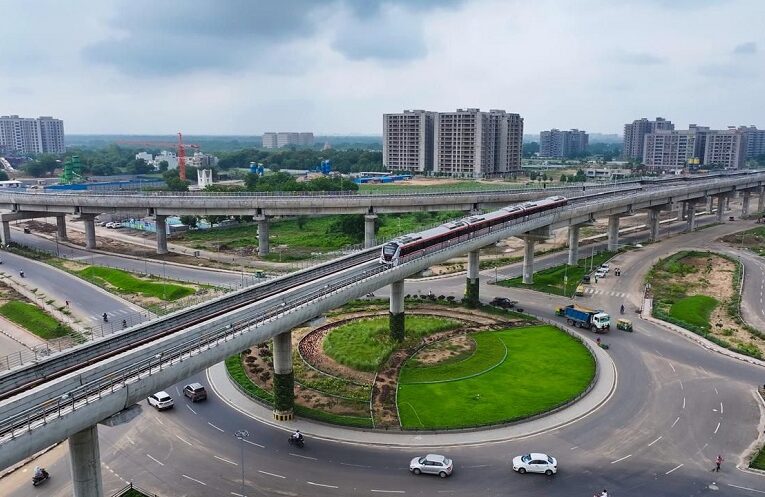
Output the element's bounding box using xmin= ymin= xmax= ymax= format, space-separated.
xmin=581 ymin=274 xmax=591 ymax=284
xmin=490 ymin=297 xmax=517 ymax=309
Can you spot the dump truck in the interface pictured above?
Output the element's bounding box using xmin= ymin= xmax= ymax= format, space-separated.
xmin=561 ymin=304 xmax=611 ymax=332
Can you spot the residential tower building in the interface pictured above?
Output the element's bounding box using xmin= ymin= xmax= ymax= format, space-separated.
xmin=623 ymin=117 xmax=673 ymax=160
xmin=383 ymin=110 xmax=436 ymax=173
xmin=539 ymin=128 xmax=588 ymax=158
xmin=0 ymin=115 xmax=65 ymax=155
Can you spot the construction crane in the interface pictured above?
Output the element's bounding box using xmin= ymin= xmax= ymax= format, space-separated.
xmin=116 ymin=132 xmax=199 ymax=181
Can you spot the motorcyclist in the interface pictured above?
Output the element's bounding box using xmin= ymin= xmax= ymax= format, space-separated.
xmin=620 ymin=304 xmax=625 ymax=314
xmin=292 ymin=430 xmax=303 ymax=442
xmin=19 ymin=269 xmax=24 ymax=278
xmin=33 ymin=466 xmax=48 ymax=480
xmin=122 ymin=319 xmax=128 ymax=329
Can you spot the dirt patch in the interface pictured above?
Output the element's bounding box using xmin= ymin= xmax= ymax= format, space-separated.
xmin=409 ymin=334 xmax=475 ymax=367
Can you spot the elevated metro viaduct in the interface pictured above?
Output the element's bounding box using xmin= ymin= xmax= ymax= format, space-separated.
xmin=0 ymin=173 xmax=764 ymax=497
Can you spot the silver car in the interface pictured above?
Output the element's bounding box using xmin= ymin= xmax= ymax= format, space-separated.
xmin=512 ymin=453 xmax=557 ymax=475
xmin=409 ymin=454 xmax=453 ymax=478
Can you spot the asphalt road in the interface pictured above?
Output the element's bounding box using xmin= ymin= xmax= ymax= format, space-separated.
xmin=2 ymin=216 xmax=765 ymax=497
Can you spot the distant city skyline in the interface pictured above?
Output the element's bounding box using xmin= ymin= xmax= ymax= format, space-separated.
xmin=1 ymin=1 xmax=763 ymax=135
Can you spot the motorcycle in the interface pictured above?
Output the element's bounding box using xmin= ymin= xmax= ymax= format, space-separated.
xmin=288 ymin=436 xmax=305 ymax=448
xmin=19 ymin=270 xmax=24 ymax=278
xmin=32 ymin=470 xmax=50 ymax=486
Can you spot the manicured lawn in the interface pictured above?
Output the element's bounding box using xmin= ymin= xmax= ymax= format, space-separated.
xmin=498 ymin=251 xmax=615 ymax=296
xmin=397 ymin=326 xmax=595 ymax=429
xmin=0 ymin=301 xmax=73 ymax=339
xmin=669 ymin=295 xmax=718 ymax=331
xmin=323 ymin=316 xmax=461 ymax=372
xmin=78 ymin=267 xmax=194 ymax=301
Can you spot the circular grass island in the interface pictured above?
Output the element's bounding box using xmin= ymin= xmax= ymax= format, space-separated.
xmin=228 ymin=300 xmax=596 ymax=431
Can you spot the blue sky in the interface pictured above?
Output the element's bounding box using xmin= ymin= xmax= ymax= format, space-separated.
xmin=1 ymin=0 xmax=762 ymax=135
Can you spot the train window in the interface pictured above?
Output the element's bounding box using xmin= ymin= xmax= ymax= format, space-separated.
xmin=382 ymin=244 xmax=398 ymax=255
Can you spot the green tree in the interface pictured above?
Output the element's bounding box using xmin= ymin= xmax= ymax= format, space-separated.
xmin=158 ymin=160 xmax=169 ymax=172
xmin=326 ymin=214 xmax=370 ymax=243
xmin=559 ymin=174 xmax=568 ymax=183
xmin=179 ymin=215 xmax=198 ymax=227
xmin=572 ymin=169 xmax=587 ymax=182
xmin=127 ymin=158 xmax=153 ymax=174
xmin=166 ymin=176 xmax=189 ymax=191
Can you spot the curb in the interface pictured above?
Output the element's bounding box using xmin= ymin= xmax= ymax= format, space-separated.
xmin=0 ymin=443 xmax=60 ymax=479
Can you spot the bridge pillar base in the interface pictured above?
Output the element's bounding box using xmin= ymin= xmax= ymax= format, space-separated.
xmin=522 ymin=237 xmax=536 ymax=285
xmin=742 ymin=190 xmax=751 ymax=217
xmin=56 ymin=215 xmax=68 ymax=241
xmin=69 ymin=425 xmax=104 ymax=497
xmin=83 ymin=214 xmax=97 ymax=250
xmin=0 ymin=221 xmax=10 ymax=246
xmin=272 ymin=331 xmax=294 ymax=414
xmin=607 ymin=215 xmax=619 ymax=251
xmin=273 ymin=409 xmax=294 ymax=421
xmin=257 ymin=215 xmax=269 ymax=256
xmin=757 ymin=186 xmax=764 ymax=214
xmin=685 ymin=201 xmax=697 ymax=232
xmin=647 ymin=208 xmax=661 ymax=242
xmin=465 ymin=250 xmax=479 ymax=308
xmin=155 ymin=215 xmax=168 ymax=255
xmin=389 ymin=279 xmax=405 ymax=340
xmin=567 ymin=225 xmax=580 ymax=266
xmin=716 ymin=195 xmax=726 ymax=222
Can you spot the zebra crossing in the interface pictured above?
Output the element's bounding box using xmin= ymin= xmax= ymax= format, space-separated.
xmin=584 ymin=288 xmax=627 ymax=298
xmin=88 ymin=307 xmax=148 ymax=324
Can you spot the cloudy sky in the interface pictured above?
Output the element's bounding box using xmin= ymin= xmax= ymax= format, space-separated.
xmin=1 ymin=0 xmax=763 ymax=135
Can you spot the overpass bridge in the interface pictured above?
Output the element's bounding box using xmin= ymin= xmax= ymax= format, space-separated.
xmin=1 ymin=172 xmax=765 ymax=497
xmin=1 ymin=172 xmax=760 ymax=256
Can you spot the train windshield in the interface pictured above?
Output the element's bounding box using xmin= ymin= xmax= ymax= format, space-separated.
xmin=382 ymin=243 xmax=398 ymax=259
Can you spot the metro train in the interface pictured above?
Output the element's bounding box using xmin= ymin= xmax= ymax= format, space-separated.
xmin=380 ymin=195 xmax=568 ymax=266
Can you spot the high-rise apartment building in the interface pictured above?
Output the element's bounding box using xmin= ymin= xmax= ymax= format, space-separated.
xmin=383 ymin=110 xmax=436 ymax=172
xmin=738 ymin=126 xmax=765 ymax=159
xmin=623 ymin=117 xmax=674 ymax=160
xmin=642 ymin=126 xmax=707 ymax=169
xmin=432 ymin=109 xmax=523 ymax=178
xmin=261 ymin=131 xmax=314 ymax=149
xmin=0 ymin=115 xmax=65 ymax=155
xmin=539 ymin=129 xmax=588 ymax=158
xmin=703 ymin=128 xmax=747 ymax=169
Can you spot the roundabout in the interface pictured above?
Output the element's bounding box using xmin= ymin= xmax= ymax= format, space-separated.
xmin=225 ymin=302 xmax=598 ymax=432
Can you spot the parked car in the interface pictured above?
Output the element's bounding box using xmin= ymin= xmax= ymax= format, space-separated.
xmin=581 ymin=274 xmax=591 ymax=284
xmin=512 ymin=453 xmax=557 ymax=475
xmin=595 ymin=269 xmax=607 ymax=278
xmin=147 ymin=391 xmax=174 ymax=410
xmin=409 ymin=454 xmax=453 ymax=478
xmin=600 ymin=263 xmax=610 ymax=271
xmin=490 ymin=297 xmax=517 ymax=309
xmin=183 ymin=382 xmax=208 ymax=402
xmin=105 ymin=222 xmax=116 ymax=228
xmin=98 ymin=221 xmax=107 ymax=227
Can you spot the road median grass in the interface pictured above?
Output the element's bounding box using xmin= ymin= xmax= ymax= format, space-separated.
xmin=752 ymin=444 xmax=765 ymax=471
xmin=78 ymin=266 xmax=195 ymax=301
xmin=323 ymin=315 xmax=461 ymax=372
xmin=498 ymin=251 xmax=615 ymax=296
xmin=397 ymin=325 xmax=595 ymax=429
xmin=668 ymin=295 xmax=718 ymax=331
xmin=0 ymin=301 xmax=74 ymax=339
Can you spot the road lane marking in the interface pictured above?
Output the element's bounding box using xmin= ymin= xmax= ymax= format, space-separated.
xmin=175 ymin=386 xmax=181 ymax=396
xmin=679 ymin=381 xmax=684 ymax=390
xmin=153 ymin=416 xmax=164 ymax=426
xmin=258 ymin=470 xmax=285 ymax=479
xmin=714 ymin=386 xmax=718 ymax=395
xmin=290 ymin=453 xmax=318 ymax=460
xmin=728 ymin=484 xmax=765 ymax=494
xmin=570 ymin=446 xmax=579 ymax=450
xmin=720 ymin=402 xmax=723 ymax=414
xmin=714 ymin=422 xmax=720 ymax=434
xmin=186 ymin=404 xmax=197 ymax=415
xmin=682 ymin=397 xmax=686 ymax=409
xmin=308 ymin=482 xmax=339 ymax=489
xmin=214 ymin=455 xmax=238 ymax=466
xmin=182 ymin=474 xmax=207 ymax=486
xmin=242 ymin=439 xmax=264 ymax=448
xmin=371 ymin=491 xmax=405 ymax=494
xmin=340 ymin=462 xmax=372 ymax=468
xmin=146 ymin=454 xmax=164 ymax=466
xmin=610 ymin=454 xmax=632 ymax=464
xmin=175 ymin=434 xmax=192 ymax=446
xmin=208 ymin=422 xmax=225 ymax=432
xmin=126 ymin=436 xmax=135 ymax=445
xmin=668 ymin=362 xmax=676 ymax=373
xmin=665 ymin=464 xmax=683 ymax=474
xmin=648 ymin=436 xmax=662 ymax=447
xmin=671 ymin=416 xmax=680 ymax=428
xmin=465 ymin=464 xmax=489 ymax=468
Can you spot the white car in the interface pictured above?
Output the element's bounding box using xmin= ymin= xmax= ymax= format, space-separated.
xmin=147 ymin=391 xmax=174 ymax=410
xmin=409 ymin=454 xmax=453 ymax=478
xmin=512 ymin=453 xmax=557 ymax=475
xmin=595 ymin=269 xmax=607 ymax=278
xmin=599 ymin=264 xmax=610 ymax=271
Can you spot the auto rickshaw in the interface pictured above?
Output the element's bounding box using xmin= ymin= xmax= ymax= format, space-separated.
xmin=616 ymin=318 xmax=633 ymax=332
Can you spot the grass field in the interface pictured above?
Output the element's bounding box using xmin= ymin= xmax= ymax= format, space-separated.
xmin=668 ymin=295 xmax=718 ymax=331
xmin=78 ymin=266 xmax=195 ymax=301
xmin=323 ymin=316 xmax=461 ymax=372
xmin=498 ymin=251 xmax=615 ymax=296
xmin=0 ymin=301 xmax=73 ymax=339
xmin=751 ymin=445 xmax=765 ymax=471
xmin=397 ymin=326 xmax=594 ymax=429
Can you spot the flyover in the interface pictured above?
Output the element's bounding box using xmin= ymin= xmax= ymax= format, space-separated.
xmin=1 ymin=172 xmax=765 ymax=497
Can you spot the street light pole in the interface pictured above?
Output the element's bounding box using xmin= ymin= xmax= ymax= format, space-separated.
xmin=235 ymin=429 xmax=249 ymax=496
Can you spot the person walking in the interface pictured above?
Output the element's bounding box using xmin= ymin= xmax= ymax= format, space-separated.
xmin=714 ymin=454 xmax=723 ymax=472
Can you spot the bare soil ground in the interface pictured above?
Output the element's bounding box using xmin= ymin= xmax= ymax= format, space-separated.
xmin=409 ymin=335 xmax=475 ymax=367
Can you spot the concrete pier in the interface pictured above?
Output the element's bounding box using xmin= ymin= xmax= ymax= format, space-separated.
xmin=607 ymin=215 xmax=619 ymax=252
xmin=647 ymin=208 xmax=661 ymax=242
xmin=742 ymin=190 xmax=751 ymax=217
xmin=389 ymin=279 xmax=405 ymax=341
xmin=83 ymin=214 xmax=97 ymax=250
xmin=69 ymin=425 xmax=104 ymax=497
xmin=685 ymin=201 xmax=697 ymax=232
xmin=56 ymin=215 xmax=68 ymax=241
xmin=155 ymin=215 xmax=168 ymax=255
xmin=567 ymin=224 xmax=580 ymax=266
xmin=758 ymin=186 xmax=764 ymax=214
xmin=364 ymin=214 xmax=377 ymax=249
xmin=465 ymin=249 xmax=480 ymax=308
xmin=717 ymin=195 xmax=725 ymax=222
xmin=0 ymin=221 xmax=10 ymax=245
xmin=272 ymin=331 xmax=294 ymax=420
xmin=522 ymin=237 xmax=535 ymax=285
xmin=257 ymin=215 xmax=269 ymax=256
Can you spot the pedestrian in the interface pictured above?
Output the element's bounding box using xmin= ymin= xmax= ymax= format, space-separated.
xmin=714 ymin=454 xmax=723 ymax=472
xmin=65 ymin=300 xmax=70 ymax=307
xmin=594 ymin=276 xmax=599 ymax=284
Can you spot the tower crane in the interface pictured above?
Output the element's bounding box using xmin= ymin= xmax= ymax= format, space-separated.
xmin=116 ymin=131 xmax=199 ymax=180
